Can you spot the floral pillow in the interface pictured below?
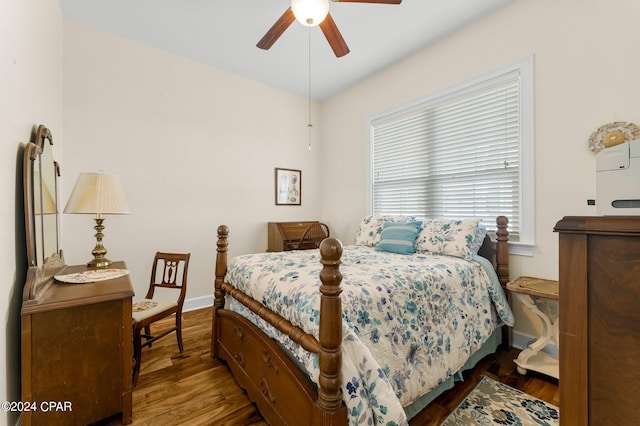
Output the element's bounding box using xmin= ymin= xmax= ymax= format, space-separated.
xmin=469 ymin=221 xmax=488 ymax=254
xmin=354 ymin=215 xmax=418 ymax=247
xmin=415 ymin=218 xmax=480 ymax=259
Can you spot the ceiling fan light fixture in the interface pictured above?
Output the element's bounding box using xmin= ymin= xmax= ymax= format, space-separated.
xmin=291 ymin=0 xmax=330 ymax=27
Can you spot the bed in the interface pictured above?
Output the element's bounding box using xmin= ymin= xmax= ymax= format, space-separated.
xmin=211 ymin=215 xmax=512 ymax=425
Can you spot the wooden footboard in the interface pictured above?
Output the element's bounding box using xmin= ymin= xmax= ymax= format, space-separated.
xmin=211 ymin=216 xmax=509 ymax=425
xmin=212 ymin=225 xmax=347 ymax=426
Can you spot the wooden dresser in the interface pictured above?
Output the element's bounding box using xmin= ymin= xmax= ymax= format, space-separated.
xmin=267 ymin=221 xmax=322 ymax=251
xmin=21 ymin=261 xmax=134 ymax=425
xmin=554 ymin=216 xmax=640 ymax=425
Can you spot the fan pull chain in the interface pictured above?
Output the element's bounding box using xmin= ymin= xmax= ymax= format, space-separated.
xmin=308 ymin=29 xmax=312 ymax=151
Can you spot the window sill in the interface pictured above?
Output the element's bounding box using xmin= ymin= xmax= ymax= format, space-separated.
xmin=508 ymin=241 xmax=534 ymax=257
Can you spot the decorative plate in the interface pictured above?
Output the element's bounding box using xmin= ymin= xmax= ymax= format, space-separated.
xmin=589 ymin=121 xmax=640 ymax=153
xmin=54 ymin=268 xmax=129 ymax=284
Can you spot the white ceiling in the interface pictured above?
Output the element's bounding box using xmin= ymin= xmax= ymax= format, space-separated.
xmin=59 ymin=0 xmax=513 ymax=100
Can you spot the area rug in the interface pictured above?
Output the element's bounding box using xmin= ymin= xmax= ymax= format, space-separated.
xmin=441 ymin=376 xmax=559 ymax=426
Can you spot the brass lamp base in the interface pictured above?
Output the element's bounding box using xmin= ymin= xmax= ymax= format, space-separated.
xmin=88 ymin=215 xmax=112 ymax=269
xmin=87 ymin=257 xmax=112 ymax=269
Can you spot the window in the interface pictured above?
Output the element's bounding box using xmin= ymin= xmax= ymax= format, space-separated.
xmin=369 ymin=57 xmax=534 ymax=254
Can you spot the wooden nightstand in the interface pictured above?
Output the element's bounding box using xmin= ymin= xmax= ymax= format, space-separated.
xmin=506 ymin=276 xmax=559 ymax=379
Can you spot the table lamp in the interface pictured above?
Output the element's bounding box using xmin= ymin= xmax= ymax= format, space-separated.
xmin=64 ymin=171 xmax=131 ymax=268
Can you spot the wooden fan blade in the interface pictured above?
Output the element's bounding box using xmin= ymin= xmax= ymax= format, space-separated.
xmin=319 ymin=13 xmax=350 ymax=57
xmin=257 ymin=8 xmax=296 ymax=50
xmin=332 ymin=0 xmax=402 ymax=4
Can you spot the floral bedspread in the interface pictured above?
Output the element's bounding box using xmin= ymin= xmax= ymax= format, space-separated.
xmin=224 ymin=245 xmax=514 ymax=426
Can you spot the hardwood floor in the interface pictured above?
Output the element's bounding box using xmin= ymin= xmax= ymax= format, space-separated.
xmin=126 ymin=308 xmax=266 ymax=426
xmin=124 ymin=308 xmax=559 ymax=425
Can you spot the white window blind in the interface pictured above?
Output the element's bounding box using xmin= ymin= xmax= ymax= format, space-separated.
xmin=370 ymin=65 xmax=530 ymax=242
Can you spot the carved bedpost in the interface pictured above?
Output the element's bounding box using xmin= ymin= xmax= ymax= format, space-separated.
xmin=212 ymin=225 xmax=229 ymax=358
xmin=317 ymin=237 xmax=344 ymax=416
xmin=496 ymin=216 xmax=509 ymax=287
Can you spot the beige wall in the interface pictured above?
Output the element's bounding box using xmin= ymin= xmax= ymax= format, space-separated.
xmin=0 ymin=0 xmax=63 ymax=423
xmin=62 ymin=20 xmax=324 ymax=304
xmin=320 ymin=0 xmax=640 ymax=337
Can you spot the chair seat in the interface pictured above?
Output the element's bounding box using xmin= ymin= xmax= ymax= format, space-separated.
xmin=132 ymin=299 xmax=178 ymax=322
xmin=132 ymin=252 xmax=190 ymax=386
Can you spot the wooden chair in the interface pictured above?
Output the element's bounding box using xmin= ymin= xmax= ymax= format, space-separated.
xmin=298 ymin=222 xmax=330 ymax=250
xmin=132 ymin=252 xmax=190 ymax=386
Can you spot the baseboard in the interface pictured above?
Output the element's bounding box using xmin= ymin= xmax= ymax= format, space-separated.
xmin=183 ymin=295 xmax=213 ymax=312
xmin=511 ymin=330 xmax=558 ymax=357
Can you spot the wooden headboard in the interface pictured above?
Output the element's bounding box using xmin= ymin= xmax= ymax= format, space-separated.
xmin=477 ymin=215 xmax=509 ymax=287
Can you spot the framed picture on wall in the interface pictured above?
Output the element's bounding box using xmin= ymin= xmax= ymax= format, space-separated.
xmin=275 ymin=168 xmax=301 ymax=206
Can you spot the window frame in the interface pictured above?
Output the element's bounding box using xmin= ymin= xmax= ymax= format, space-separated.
xmin=366 ymin=56 xmax=535 ymax=256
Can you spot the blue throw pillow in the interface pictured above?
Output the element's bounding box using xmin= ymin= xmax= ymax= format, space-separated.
xmin=376 ymin=221 xmax=422 ymax=255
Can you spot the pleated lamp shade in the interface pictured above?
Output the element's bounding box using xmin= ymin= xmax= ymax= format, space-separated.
xmin=64 ymin=172 xmax=131 ymax=215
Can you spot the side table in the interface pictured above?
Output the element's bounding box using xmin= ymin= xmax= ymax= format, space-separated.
xmin=506 ymin=276 xmax=559 ymax=379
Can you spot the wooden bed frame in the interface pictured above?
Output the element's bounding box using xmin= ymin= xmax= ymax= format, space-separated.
xmin=211 ymin=216 xmax=509 ymax=426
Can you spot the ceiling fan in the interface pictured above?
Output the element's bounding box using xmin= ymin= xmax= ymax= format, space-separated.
xmin=257 ymin=0 xmax=402 ymax=58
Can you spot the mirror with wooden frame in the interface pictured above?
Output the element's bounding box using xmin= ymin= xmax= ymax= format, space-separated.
xmin=23 ymin=124 xmax=64 ymax=303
